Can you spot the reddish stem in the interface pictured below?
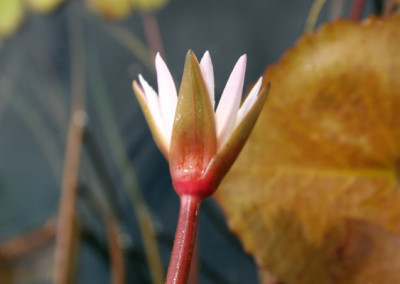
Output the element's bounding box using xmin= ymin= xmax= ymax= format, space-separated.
xmin=187 ymin=239 xmax=199 ymax=284
xmin=142 ymin=13 xmax=165 ymax=59
xmin=166 ymin=195 xmax=202 ymax=284
xmin=350 ymin=0 xmax=366 ymax=21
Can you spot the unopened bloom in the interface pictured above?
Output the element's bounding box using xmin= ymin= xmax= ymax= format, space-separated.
xmin=133 ymin=50 xmax=269 ymax=197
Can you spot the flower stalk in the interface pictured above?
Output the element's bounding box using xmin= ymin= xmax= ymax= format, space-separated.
xmin=166 ymin=195 xmax=202 ymax=284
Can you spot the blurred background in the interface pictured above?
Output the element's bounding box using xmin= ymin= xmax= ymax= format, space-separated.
xmin=0 ymin=0 xmax=379 ymax=283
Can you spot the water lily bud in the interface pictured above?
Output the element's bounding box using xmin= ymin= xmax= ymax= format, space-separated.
xmin=133 ymin=50 xmax=269 ymax=198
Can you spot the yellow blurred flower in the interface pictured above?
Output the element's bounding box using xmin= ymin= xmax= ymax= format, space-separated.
xmin=130 ymin=0 xmax=166 ymax=11
xmin=87 ymin=0 xmax=132 ymax=19
xmin=0 ymin=1 xmax=24 ymax=38
xmin=26 ymin=0 xmax=65 ymax=13
xmin=0 ymin=0 xmax=166 ymax=45
xmin=0 ymin=0 xmax=64 ymax=40
xmin=87 ymin=0 xmax=167 ymax=20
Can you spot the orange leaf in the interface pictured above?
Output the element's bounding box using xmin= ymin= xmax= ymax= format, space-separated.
xmin=215 ymin=14 xmax=400 ymax=284
xmin=330 ymin=219 xmax=400 ymax=284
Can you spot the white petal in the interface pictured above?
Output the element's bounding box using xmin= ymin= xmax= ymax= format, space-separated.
xmin=200 ymin=51 xmax=215 ymax=109
xmin=234 ymin=77 xmax=263 ymax=129
xmin=139 ymin=75 xmax=168 ymax=144
xmin=215 ymin=54 xmax=247 ymax=147
xmin=155 ymin=53 xmax=178 ymax=143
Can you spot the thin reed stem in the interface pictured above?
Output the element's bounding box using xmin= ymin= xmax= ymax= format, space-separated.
xmin=142 ymin=13 xmax=165 ymax=59
xmin=88 ymin=44 xmax=164 ymax=284
xmin=305 ymin=0 xmax=327 ymax=33
xmin=350 ymin=0 xmax=366 ymax=20
xmin=53 ymin=10 xmax=86 ymax=284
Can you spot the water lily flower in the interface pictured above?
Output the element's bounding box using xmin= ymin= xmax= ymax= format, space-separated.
xmin=133 ymin=50 xmax=269 ymax=284
xmin=133 ymin=50 xmax=269 ymax=198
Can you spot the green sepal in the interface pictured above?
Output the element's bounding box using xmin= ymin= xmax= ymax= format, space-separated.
xmin=169 ymin=50 xmax=217 ymax=181
xmin=204 ymin=81 xmax=270 ymax=188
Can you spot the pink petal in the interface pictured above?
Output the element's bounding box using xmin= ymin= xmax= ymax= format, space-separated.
xmin=156 ymin=53 xmax=178 ymax=143
xmin=235 ymin=77 xmax=263 ymax=129
xmin=139 ymin=75 xmax=168 ymax=144
xmin=215 ymin=54 xmax=247 ymax=147
xmin=200 ymin=51 xmax=215 ymax=109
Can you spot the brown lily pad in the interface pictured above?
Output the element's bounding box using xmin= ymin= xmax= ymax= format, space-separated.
xmin=215 ymin=14 xmax=400 ymax=284
xmin=330 ymin=219 xmax=400 ymax=284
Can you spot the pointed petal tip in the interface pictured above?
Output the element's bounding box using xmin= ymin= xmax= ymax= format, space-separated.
xmin=234 ymin=54 xmax=247 ymax=74
xmin=254 ymin=77 xmax=263 ymax=94
xmin=132 ymin=80 xmax=144 ymax=95
xmin=199 ymin=50 xmax=215 ymax=108
xmin=260 ymin=80 xmax=271 ymax=96
xmin=132 ymin=79 xmax=138 ymax=89
xmin=247 ymin=78 xmax=263 ymax=102
xmin=155 ymin=52 xmax=164 ymax=66
xmin=200 ymin=51 xmax=212 ymax=65
xmin=186 ymin=49 xmax=199 ymax=62
xmin=134 ymin=77 xmax=150 ymax=103
xmin=155 ymin=53 xmax=160 ymax=65
xmin=137 ymin=75 xmax=147 ymax=90
xmin=186 ymin=49 xmax=194 ymax=58
xmin=228 ymin=54 xmax=247 ymax=82
xmin=239 ymin=54 xmax=247 ymax=63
